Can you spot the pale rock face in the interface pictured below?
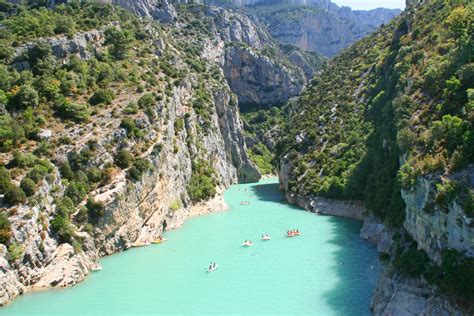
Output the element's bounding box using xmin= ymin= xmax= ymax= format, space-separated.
xmin=359 ymin=216 xmax=393 ymax=254
xmin=223 ymin=46 xmax=304 ymax=109
xmin=371 ymin=269 xmax=462 ymax=316
xmin=402 ymin=166 xmax=474 ymax=262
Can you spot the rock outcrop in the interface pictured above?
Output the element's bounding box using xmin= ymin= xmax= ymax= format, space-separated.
xmin=278 ymin=157 xmax=365 ymax=219
xmin=371 ymin=269 xmax=463 ymax=316
xmin=0 ymin=1 xmax=275 ymax=306
xmin=223 ymin=46 xmax=304 ymax=109
xmin=206 ymin=0 xmax=401 ymax=57
xmin=402 ymin=165 xmax=474 ymax=263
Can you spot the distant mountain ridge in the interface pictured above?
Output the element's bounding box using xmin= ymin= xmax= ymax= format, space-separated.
xmin=205 ymin=0 xmax=401 ymax=57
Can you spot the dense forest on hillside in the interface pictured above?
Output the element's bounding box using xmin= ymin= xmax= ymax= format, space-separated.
xmin=276 ymin=0 xmax=473 ymax=304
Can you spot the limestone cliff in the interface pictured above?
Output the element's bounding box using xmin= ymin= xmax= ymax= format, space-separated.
xmin=205 ymin=0 xmax=401 ymax=57
xmin=0 ymin=1 xmax=275 ymax=305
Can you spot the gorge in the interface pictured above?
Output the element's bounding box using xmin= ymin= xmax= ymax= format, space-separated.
xmin=0 ymin=0 xmax=473 ymax=315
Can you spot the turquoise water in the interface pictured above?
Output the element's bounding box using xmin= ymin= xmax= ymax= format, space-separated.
xmin=4 ymin=178 xmax=380 ymax=315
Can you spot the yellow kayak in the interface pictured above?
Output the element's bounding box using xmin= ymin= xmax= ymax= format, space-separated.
xmin=152 ymin=238 xmax=168 ymax=244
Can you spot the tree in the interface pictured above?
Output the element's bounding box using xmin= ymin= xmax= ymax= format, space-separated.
xmin=115 ymin=149 xmax=132 ymax=169
xmin=56 ymin=101 xmax=90 ymax=122
xmin=104 ymin=27 xmax=133 ymax=60
xmin=9 ymin=85 xmax=39 ymax=111
xmin=4 ymin=186 xmax=27 ymax=205
xmin=0 ymin=212 xmax=12 ymax=245
xmin=20 ymin=177 xmax=37 ymax=197
xmin=0 ymin=167 xmax=12 ymax=194
xmin=89 ymin=89 xmax=115 ymax=106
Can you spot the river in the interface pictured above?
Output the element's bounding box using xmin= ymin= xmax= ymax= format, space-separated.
xmin=3 ymin=178 xmax=380 ymax=315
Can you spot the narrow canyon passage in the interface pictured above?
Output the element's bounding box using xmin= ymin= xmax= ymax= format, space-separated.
xmin=4 ymin=178 xmax=380 ymax=315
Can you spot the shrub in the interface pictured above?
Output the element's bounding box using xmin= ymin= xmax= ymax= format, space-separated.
xmin=137 ymin=93 xmax=155 ymax=109
xmin=435 ymin=180 xmax=458 ymax=209
xmin=0 ymin=167 xmax=12 ymax=194
xmin=20 ymin=177 xmax=37 ymax=197
xmin=59 ymin=160 xmax=74 ymax=180
xmin=65 ymin=181 xmax=89 ymax=205
xmin=127 ymin=158 xmax=152 ymax=181
xmin=8 ymin=242 xmax=23 ymax=262
xmin=169 ymin=199 xmax=182 ymax=212
xmin=120 ymin=118 xmax=136 ymax=136
xmin=57 ymin=101 xmax=90 ymax=122
xmin=50 ymin=214 xmax=74 ymax=243
xmin=438 ymin=249 xmax=474 ymax=301
xmin=123 ymin=102 xmax=139 ymax=114
xmin=0 ymin=213 xmax=12 ymax=244
xmin=104 ymin=27 xmax=133 ymax=60
xmin=89 ymin=89 xmax=115 ymax=105
xmin=9 ymin=85 xmax=39 ymax=111
xmin=4 ymin=186 xmax=27 ymax=205
xmin=187 ymin=160 xmax=216 ymax=202
xmin=395 ymin=244 xmax=429 ymax=277
xmin=9 ymin=151 xmax=37 ymax=168
xmin=115 ymin=149 xmax=132 ymax=169
xmin=86 ymin=198 xmax=105 ymax=223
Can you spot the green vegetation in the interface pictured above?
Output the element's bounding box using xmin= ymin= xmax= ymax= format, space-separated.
xmin=187 ymin=159 xmax=217 ymax=202
xmin=276 ymin=0 xmax=473 ymax=229
xmin=115 ymin=149 xmax=132 ymax=169
xmin=89 ymin=89 xmax=115 ymax=106
xmin=394 ymin=234 xmax=474 ymax=305
xmin=169 ymin=199 xmax=182 ymax=212
xmin=7 ymin=242 xmax=23 ymax=262
xmin=0 ymin=212 xmax=12 ymax=245
xmin=241 ymin=107 xmax=286 ymax=174
xmin=127 ymin=158 xmax=153 ymax=182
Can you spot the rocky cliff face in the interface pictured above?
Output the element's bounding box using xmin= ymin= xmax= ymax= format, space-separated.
xmin=205 ymin=0 xmax=400 ymax=57
xmin=223 ymin=45 xmax=304 ymax=109
xmin=258 ymin=6 xmax=400 ymax=57
xmin=0 ymin=1 xmax=271 ymax=305
xmin=402 ymin=166 xmax=474 ymax=263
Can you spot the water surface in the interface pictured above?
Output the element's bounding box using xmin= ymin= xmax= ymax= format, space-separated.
xmin=4 ymin=178 xmax=380 ymax=315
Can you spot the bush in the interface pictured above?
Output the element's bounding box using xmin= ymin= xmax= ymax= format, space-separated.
xmin=435 ymin=180 xmax=458 ymax=209
xmin=9 ymin=85 xmax=39 ymax=111
xmin=57 ymin=101 xmax=90 ymax=122
xmin=8 ymin=242 xmax=23 ymax=262
xmin=0 ymin=167 xmax=12 ymax=194
xmin=50 ymin=214 xmax=74 ymax=243
xmin=86 ymin=198 xmax=105 ymax=224
xmin=4 ymin=186 xmax=26 ymax=205
xmin=138 ymin=93 xmax=155 ymax=108
xmin=395 ymin=244 xmax=429 ymax=277
xmin=89 ymin=89 xmax=115 ymax=105
xmin=115 ymin=149 xmax=132 ymax=169
xmin=123 ymin=102 xmax=139 ymax=114
xmin=0 ymin=213 xmax=12 ymax=245
xmin=187 ymin=160 xmax=216 ymax=202
xmin=9 ymin=151 xmax=37 ymax=168
xmin=65 ymin=181 xmax=89 ymax=205
xmin=59 ymin=160 xmax=74 ymax=180
xmin=438 ymin=249 xmax=474 ymax=301
xmin=104 ymin=27 xmax=133 ymax=60
xmin=20 ymin=177 xmax=37 ymax=197
xmin=169 ymin=199 xmax=182 ymax=212
xmin=127 ymin=158 xmax=152 ymax=181
xmin=120 ymin=118 xmax=136 ymax=137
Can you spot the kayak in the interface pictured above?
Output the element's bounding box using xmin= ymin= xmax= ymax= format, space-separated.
xmin=151 ymin=238 xmax=168 ymax=244
xmin=207 ymin=265 xmax=218 ymax=273
xmin=262 ymin=236 xmax=271 ymax=241
xmin=242 ymin=241 xmax=253 ymax=246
